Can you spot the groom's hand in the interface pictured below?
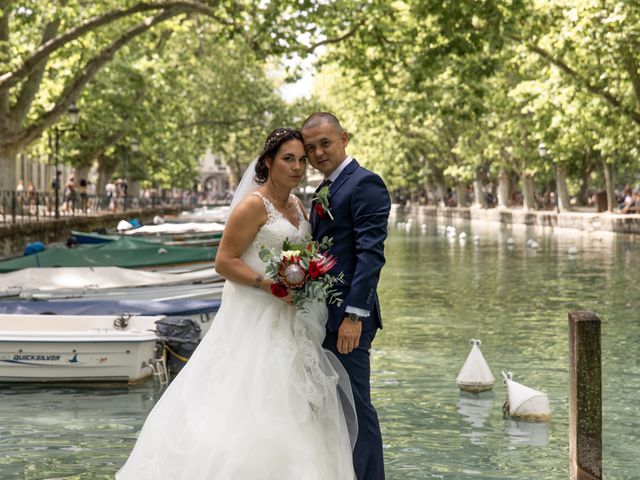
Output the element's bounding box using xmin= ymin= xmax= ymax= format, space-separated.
xmin=337 ymin=317 xmax=362 ymax=354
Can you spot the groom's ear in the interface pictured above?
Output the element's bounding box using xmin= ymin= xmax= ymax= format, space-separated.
xmin=340 ymin=130 xmax=349 ymax=147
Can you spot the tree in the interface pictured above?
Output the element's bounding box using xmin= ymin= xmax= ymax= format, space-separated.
xmin=0 ymin=0 xmax=373 ymax=190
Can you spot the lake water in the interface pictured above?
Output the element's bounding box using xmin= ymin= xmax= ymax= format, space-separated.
xmin=0 ymin=220 xmax=638 ymax=479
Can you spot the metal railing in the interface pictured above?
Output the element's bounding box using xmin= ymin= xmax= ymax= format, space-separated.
xmin=0 ymin=190 xmax=192 ymax=224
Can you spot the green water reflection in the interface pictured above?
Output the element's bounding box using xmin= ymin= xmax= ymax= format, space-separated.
xmin=0 ymin=222 xmax=638 ymax=479
xmin=375 ymin=222 xmax=639 ymax=479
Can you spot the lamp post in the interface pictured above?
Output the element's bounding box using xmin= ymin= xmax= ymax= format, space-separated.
xmin=53 ymin=102 xmax=80 ymax=218
xmin=538 ymin=142 xmax=559 ymax=214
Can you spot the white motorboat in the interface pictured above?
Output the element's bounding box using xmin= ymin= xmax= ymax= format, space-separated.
xmin=0 ymin=299 xmax=221 ymax=340
xmin=124 ymin=222 xmax=225 ymax=236
xmin=0 ymin=314 xmax=164 ymax=383
xmin=173 ymin=206 xmax=230 ymax=223
xmin=28 ymin=282 xmax=224 ymax=302
xmin=0 ymin=266 xmax=222 ymax=299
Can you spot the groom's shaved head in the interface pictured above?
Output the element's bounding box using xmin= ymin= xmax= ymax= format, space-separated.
xmin=301 ymin=112 xmax=343 ymax=133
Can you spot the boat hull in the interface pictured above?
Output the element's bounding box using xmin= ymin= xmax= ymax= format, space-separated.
xmin=0 ymin=315 xmax=162 ymax=383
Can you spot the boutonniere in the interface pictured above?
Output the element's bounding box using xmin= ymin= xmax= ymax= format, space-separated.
xmin=313 ymin=185 xmax=334 ymax=220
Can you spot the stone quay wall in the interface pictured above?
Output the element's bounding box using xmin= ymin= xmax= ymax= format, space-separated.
xmin=391 ymin=205 xmax=640 ymax=237
xmin=0 ymin=206 xmax=185 ymax=257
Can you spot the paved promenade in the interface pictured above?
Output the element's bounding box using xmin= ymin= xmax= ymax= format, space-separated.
xmin=391 ymin=204 xmax=640 ymax=236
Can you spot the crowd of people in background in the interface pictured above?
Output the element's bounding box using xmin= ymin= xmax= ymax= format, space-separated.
xmin=11 ymin=176 xmax=640 ymax=216
xmin=619 ymin=186 xmax=640 ymax=214
xmin=392 ymin=184 xmax=640 ymax=214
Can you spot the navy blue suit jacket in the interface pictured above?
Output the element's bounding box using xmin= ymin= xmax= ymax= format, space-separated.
xmin=311 ymin=159 xmax=391 ymax=333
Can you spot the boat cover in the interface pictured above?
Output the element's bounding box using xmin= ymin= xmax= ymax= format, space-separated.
xmin=0 ymin=266 xmax=220 ymax=295
xmin=70 ymin=231 xmax=118 ymax=244
xmin=0 ymin=237 xmax=217 ymax=272
xmin=0 ymin=299 xmax=221 ymax=316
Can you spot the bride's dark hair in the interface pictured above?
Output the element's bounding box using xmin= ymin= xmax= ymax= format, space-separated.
xmin=255 ymin=128 xmax=304 ymax=185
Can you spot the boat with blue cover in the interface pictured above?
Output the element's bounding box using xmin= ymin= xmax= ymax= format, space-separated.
xmin=0 ymin=299 xmax=221 ymax=339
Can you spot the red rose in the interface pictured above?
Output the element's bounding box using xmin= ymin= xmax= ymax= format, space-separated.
xmin=270 ymin=282 xmax=288 ymax=298
xmin=308 ymin=260 xmax=321 ymax=279
xmin=314 ymin=203 xmax=325 ymax=218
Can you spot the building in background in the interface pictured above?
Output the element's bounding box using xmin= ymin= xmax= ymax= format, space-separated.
xmin=198 ymin=149 xmax=231 ymax=202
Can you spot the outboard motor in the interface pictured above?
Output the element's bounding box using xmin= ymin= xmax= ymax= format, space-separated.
xmin=155 ymin=317 xmax=201 ymax=375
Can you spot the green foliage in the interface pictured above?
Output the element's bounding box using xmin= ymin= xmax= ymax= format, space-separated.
xmin=312 ymin=0 xmax=640 ymax=195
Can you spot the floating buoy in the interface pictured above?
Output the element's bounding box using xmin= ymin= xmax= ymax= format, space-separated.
xmin=506 ymin=237 xmax=515 ymax=246
xmin=459 ymin=232 xmax=467 ymax=240
xmin=501 ymin=371 xmax=550 ymax=422
xmin=456 ymin=339 xmax=495 ymax=393
xmin=567 ymin=246 xmax=578 ymax=255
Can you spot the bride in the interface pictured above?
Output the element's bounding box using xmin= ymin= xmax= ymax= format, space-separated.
xmin=116 ymin=128 xmax=357 ymax=479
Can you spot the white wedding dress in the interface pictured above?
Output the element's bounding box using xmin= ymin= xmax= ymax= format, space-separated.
xmin=117 ymin=193 xmax=356 ymax=480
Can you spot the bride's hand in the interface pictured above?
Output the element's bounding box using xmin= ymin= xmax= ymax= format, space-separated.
xmin=264 ymin=280 xmax=294 ymax=305
xmin=280 ymin=293 xmax=294 ymax=306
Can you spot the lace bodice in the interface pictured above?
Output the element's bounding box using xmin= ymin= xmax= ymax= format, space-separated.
xmin=242 ymin=192 xmax=311 ymax=274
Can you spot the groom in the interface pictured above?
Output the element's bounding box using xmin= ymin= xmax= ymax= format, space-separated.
xmin=302 ymin=112 xmax=390 ymax=480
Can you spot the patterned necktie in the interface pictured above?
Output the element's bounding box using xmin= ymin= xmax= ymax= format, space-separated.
xmin=315 ymin=178 xmax=332 ymax=194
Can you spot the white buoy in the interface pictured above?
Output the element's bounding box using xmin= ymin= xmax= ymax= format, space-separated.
xmin=456 ymin=339 xmax=495 ymax=393
xmin=459 ymin=232 xmax=467 ymax=240
xmin=526 ymin=239 xmax=539 ymax=249
xmin=567 ymin=246 xmax=578 ymax=255
xmin=501 ymin=371 xmax=550 ymax=422
xmin=506 ymin=237 xmax=515 ymax=246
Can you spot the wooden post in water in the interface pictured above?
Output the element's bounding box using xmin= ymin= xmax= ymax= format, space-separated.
xmin=568 ymin=310 xmax=602 ymax=480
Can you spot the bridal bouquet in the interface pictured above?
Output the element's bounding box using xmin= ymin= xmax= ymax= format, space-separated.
xmin=258 ymin=235 xmax=344 ymax=309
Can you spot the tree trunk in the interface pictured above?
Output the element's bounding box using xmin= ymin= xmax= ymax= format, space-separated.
xmin=434 ymin=180 xmax=447 ymax=207
xmin=0 ymin=149 xmax=18 ymax=191
xmin=456 ymin=181 xmax=466 ymax=208
xmin=556 ymin=165 xmax=571 ymax=211
xmin=576 ymin=169 xmax=591 ymax=206
xmin=97 ymin=164 xmax=116 ymax=195
xmin=602 ymin=161 xmax=615 ymax=212
xmin=522 ymin=173 xmax=536 ymax=211
xmin=75 ymin=166 xmax=89 ymax=182
xmin=472 ymin=167 xmax=485 ymax=208
xmin=497 ymin=169 xmax=510 ymax=208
